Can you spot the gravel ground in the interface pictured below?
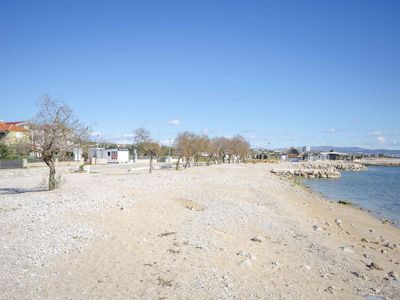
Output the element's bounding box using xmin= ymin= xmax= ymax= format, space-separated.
xmin=0 ymin=163 xmax=399 ymax=299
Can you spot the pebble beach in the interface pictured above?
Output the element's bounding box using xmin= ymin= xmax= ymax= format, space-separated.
xmin=1 ymin=163 xmax=399 ymax=299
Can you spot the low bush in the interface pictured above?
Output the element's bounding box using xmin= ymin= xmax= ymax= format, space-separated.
xmin=38 ymin=172 xmax=66 ymax=190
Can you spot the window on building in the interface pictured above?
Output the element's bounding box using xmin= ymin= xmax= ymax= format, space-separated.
xmin=108 ymin=151 xmax=111 ymax=156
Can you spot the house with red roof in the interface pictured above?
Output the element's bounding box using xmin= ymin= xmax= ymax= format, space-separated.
xmin=0 ymin=121 xmax=29 ymax=146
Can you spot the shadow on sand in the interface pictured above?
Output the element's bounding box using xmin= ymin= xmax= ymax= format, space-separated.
xmin=0 ymin=188 xmax=47 ymax=195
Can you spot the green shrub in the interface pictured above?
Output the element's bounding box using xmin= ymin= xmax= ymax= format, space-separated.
xmin=0 ymin=144 xmax=12 ymax=159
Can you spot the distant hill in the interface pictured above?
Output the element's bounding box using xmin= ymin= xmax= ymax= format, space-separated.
xmin=273 ymin=146 xmax=400 ymax=157
xmin=310 ymin=146 xmax=400 ymax=156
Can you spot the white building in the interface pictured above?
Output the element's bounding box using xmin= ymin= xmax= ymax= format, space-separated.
xmin=89 ymin=148 xmax=130 ymax=164
xmin=72 ymin=147 xmax=83 ymax=161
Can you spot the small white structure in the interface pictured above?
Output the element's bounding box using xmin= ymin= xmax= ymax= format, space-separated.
xmin=89 ymin=148 xmax=129 ymax=164
xmin=303 ymin=145 xmax=311 ymax=153
xmin=72 ymin=147 xmax=83 ymax=161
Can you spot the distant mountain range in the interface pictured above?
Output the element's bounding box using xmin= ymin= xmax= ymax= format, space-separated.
xmin=277 ymin=146 xmax=400 ymax=157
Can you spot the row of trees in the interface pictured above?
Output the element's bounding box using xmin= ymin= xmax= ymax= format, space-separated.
xmin=174 ymin=133 xmax=251 ymax=169
xmin=26 ymin=95 xmax=251 ymax=189
xmin=133 ymin=129 xmax=251 ymax=173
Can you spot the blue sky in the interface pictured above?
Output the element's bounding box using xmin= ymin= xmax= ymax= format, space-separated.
xmin=1 ymin=0 xmax=399 ymax=149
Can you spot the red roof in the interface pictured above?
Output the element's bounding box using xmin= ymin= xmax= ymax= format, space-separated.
xmin=0 ymin=122 xmax=28 ymax=133
xmin=4 ymin=121 xmax=26 ymax=125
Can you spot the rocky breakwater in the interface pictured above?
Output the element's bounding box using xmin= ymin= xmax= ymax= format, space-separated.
xmin=271 ymin=167 xmax=341 ymax=179
xmin=303 ymin=162 xmax=367 ymax=172
xmin=359 ymin=158 xmax=400 ymax=167
xmin=271 ymin=162 xmax=367 ymax=179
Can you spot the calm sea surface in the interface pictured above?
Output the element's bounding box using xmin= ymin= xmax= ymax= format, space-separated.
xmin=303 ymin=166 xmax=400 ymax=226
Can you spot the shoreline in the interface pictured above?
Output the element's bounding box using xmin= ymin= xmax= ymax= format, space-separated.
xmin=298 ymin=178 xmax=399 ymax=229
xmin=297 ymin=165 xmax=399 ymax=228
xmin=1 ymin=164 xmax=399 ymax=299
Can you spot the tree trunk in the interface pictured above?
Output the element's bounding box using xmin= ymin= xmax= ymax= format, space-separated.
xmin=149 ymin=156 xmax=153 ymax=173
xmin=184 ymin=156 xmax=190 ymax=168
xmin=44 ymin=157 xmax=56 ymax=190
xmin=176 ymin=156 xmax=181 ymax=170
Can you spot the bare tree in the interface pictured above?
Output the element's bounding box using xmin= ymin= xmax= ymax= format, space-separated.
xmin=206 ymin=138 xmax=220 ymax=165
xmin=213 ymin=137 xmax=230 ymax=163
xmin=134 ymin=128 xmax=161 ymax=173
xmin=174 ymin=132 xmax=250 ymax=169
xmin=239 ymin=138 xmax=251 ymax=162
xmin=174 ymin=132 xmax=198 ymax=170
xmin=192 ymin=135 xmax=210 ymax=165
xmin=230 ymin=135 xmax=251 ymax=163
xmin=30 ymin=95 xmax=88 ymax=190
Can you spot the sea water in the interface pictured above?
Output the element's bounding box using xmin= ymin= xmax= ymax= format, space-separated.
xmin=303 ymin=166 xmax=400 ymax=226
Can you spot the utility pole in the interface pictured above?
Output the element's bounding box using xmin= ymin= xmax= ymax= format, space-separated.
xmin=168 ymin=138 xmax=171 ymax=159
xmin=96 ymin=134 xmax=99 ymax=158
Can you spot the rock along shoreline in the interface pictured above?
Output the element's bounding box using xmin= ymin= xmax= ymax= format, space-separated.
xmin=271 ymin=161 xmax=367 ymax=179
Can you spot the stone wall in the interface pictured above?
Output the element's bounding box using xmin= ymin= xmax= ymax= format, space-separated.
xmin=0 ymin=159 xmax=27 ymax=169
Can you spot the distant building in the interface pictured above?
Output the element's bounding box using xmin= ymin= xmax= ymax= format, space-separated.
xmin=321 ymin=151 xmax=351 ymax=161
xmin=0 ymin=121 xmax=29 ymax=146
xmin=283 ymin=147 xmax=300 ymax=162
xmin=287 ymin=153 xmax=299 ymax=162
xmin=297 ymin=152 xmax=322 ymax=161
xmin=255 ymin=152 xmax=268 ymax=159
xmin=303 ymin=145 xmax=311 ymax=153
xmin=252 ymin=148 xmax=268 ymax=159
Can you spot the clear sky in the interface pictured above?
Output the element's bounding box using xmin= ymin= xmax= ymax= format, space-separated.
xmin=1 ymin=0 xmax=399 ymax=149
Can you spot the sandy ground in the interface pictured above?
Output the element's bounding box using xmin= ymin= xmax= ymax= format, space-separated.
xmin=0 ymin=163 xmax=399 ymax=299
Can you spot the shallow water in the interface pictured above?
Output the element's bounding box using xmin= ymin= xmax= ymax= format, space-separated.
xmin=303 ymin=166 xmax=400 ymax=226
